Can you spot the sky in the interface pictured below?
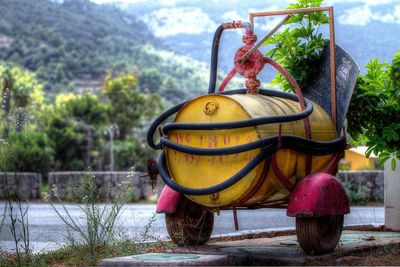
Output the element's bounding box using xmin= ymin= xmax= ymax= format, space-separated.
xmin=86 ymin=0 xmax=400 ymax=40
xmin=98 ymin=0 xmax=400 ymax=37
xmin=91 ymin=0 xmax=399 ymax=4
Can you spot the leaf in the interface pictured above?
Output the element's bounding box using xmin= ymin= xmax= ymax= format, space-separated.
xmin=391 ymin=158 xmax=396 ymax=170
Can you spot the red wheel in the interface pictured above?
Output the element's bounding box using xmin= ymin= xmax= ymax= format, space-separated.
xmin=296 ymin=215 xmax=343 ymax=255
xmin=166 ymin=197 xmax=214 ymax=246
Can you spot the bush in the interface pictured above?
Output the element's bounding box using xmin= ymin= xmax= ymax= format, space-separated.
xmin=264 ymin=0 xmax=328 ymax=92
xmin=264 ymin=0 xmax=400 ymax=168
xmin=113 ymin=138 xmax=155 ymax=171
xmin=347 ymin=53 xmax=400 ymax=168
xmin=0 ymin=131 xmax=54 ymax=175
xmin=48 ymin=173 xmax=131 ymax=265
xmin=45 ymin=93 xmax=108 ymax=171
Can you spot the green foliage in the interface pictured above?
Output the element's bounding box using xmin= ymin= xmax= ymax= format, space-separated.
xmin=343 ymin=181 xmax=366 ymax=205
xmin=55 ymin=93 xmax=107 ymax=126
xmin=0 ymin=131 xmax=54 ymax=175
xmin=0 ymin=64 xmax=45 ymax=111
xmin=45 ymin=93 xmax=107 ymax=171
xmin=347 ymin=52 xmax=400 ymax=168
xmin=113 ymin=138 xmax=153 ymax=172
xmin=48 ymin=173 xmax=131 ymax=265
xmin=0 ymin=0 xmax=210 ymax=102
xmin=263 ymin=0 xmax=399 ymax=168
xmin=102 ymin=70 xmax=163 ymax=139
xmin=0 ymin=0 xmax=153 ymax=86
xmin=264 ymin=0 xmax=328 ymax=92
xmin=139 ymin=68 xmax=162 ymax=93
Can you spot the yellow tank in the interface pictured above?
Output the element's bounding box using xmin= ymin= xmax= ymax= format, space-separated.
xmin=166 ymin=93 xmax=337 ymax=207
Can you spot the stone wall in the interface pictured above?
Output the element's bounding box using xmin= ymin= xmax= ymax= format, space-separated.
xmin=0 ymin=171 xmax=384 ymax=203
xmin=47 ymin=171 xmax=161 ymax=202
xmin=337 ymin=170 xmax=384 ymax=201
xmin=0 ymin=173 xmax=42 ymax=200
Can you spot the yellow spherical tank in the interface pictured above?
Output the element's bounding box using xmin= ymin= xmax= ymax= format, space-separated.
xmin=165 ymin=93 xmax=337 ymax=207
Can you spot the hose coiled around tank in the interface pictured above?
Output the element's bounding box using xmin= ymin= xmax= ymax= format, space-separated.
xmin=146 ymin=89 xmax=346 ymax=195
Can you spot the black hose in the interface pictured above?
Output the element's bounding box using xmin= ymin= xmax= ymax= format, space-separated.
xmin=157 ymin=135 xmax=345 ymax=196
xmin=160 ymin=135 xmax=345 ymax=156
xmin=146 ymin=24 xmax=345 ymax=196
xmin=158 ymin=146 xmax=275 ymax=195
xmin=208 ymin=24 xmax=224 ymax=94
xmin=147 ymin=88 xmax=346 ymax=196
xmin=146 ymin=101 xmax=186 ymax=150
xmin=146 ymin=89 xmax=314 ymax=150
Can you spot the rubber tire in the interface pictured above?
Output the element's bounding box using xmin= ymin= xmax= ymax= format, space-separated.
xmin=166 ymin=197 xmax=214 ymax=246
xmin=296 ymin=215 xmax=344 ymax=255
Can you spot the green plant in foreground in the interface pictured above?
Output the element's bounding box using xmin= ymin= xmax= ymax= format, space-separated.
xmin=264 ymin=0 xmax=328 ymax=92
xmin=47 ymin=173 xmax=131 ymax=265
xmin=0 ymin=177 xmax=33 ymax=267
xmin=0 ymin=135 xmax=33 ymax=267
xmin=266 ymin=0 xmax=400 ymax=168
xmin=347 ymin=53 xmax=400 ymax=169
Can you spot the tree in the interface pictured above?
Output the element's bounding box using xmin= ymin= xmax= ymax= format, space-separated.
xmin=0 ymin=64 xmax=45 ymax=136
xmin=45 ymin=93 xmax=107 ymax=170
xmin=139 ymin=68 xmax=162 ymax=93
xmin=347 ymin=52 xmax=400 ymax=168
xmin=102 ymin=70 xmax=163 ymax=139
xmin=0 ymin=130 xmax=54 ymax=175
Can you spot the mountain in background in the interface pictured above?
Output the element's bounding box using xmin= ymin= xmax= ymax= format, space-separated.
xmin=1 ymin=0 xmax=398 ymax=100
xmin=118 ymin=0 xmax=400 ymax=83
xmin=0 ymin=0 xmax=210 ymax=102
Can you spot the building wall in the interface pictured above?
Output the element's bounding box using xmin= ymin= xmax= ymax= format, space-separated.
xmin=344 ymin=150 xmax=376 ymax=170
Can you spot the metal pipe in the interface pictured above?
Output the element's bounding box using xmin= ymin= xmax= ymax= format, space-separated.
xmin=233 ymin=208 xmax=239 ymax=230
xmin=248 ymin=6 xmax=338 ymax=127
xmin=237 ymin=15 xmax=290 ymax=64
xmin=249 ymin=6 xmax=332 ymax=26
xmin=329 ymin=6 xmax=337 ymax=126
xmin=209 ymin=21 xmax=254 ymax=94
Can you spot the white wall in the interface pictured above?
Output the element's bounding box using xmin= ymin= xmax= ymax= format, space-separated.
xmin=385 ymin=159 xmax=400 ymax=231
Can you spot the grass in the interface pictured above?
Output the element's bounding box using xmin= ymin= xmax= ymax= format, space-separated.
xmin=0 ymin=241 xmax=138 ymax=266
xmin=2 ymin=229 xmax=400 ymax=266
xmin=0 ymin=237 xmax=174 ymax=266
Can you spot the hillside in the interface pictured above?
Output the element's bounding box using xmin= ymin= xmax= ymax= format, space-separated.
xmin=0 ymin=0 xmax=209 ymax=101
xmin=121 ymin=0 xmax=400 ymax=79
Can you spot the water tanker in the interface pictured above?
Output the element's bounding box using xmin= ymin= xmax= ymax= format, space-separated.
xmin=146 ymin=6 xmax=359 ymax=255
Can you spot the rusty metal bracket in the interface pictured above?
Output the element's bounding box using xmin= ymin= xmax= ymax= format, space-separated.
xmin=248 ymin=6 xmax=337 ymax=126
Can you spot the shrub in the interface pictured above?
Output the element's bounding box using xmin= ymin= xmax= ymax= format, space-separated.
xmin=45 ymin=93 xmax=107 ymax=171
xmin=48 ymin=173 xmax=131 ymax=265
xmin=0 ymin=131 xmax=54 ymax=175
xmin=347 ymin=53 xmax=400 ymax=168
xmin=264 ymin=0 xmax=328 ymax=92
xmin=264 ymin=0 xmax=400 ymax=168
xmin=113 ymin=138 xmax=154 ymax=171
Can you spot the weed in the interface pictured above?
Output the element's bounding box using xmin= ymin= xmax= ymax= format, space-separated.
xmin=46 ymin=172 xmax=133 ymax=265
xmin=0 ymin=137 xmax=33 ymax=267
xmin=139 ymin=212 xmax=157 ymax=243
xmin=0 ymin=200 xmax=5 ymax=236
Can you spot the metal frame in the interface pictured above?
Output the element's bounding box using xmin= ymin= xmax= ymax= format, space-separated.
xmin=249 ymin=6 xmax=337 ymax=126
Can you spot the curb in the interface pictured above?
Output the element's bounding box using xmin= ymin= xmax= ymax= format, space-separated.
xmin=99 ymin=229 xmax=400 ymax=266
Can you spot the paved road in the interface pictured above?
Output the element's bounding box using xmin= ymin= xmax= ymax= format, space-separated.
xmin=0 ymin=203 xmax=384 ymax=252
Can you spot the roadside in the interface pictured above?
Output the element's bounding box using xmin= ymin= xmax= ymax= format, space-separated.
xmin=0 ymin=203 xmax=385 ymax=253
xmin=99 ymin=229 xmax=400 ymax=266
xmin=2 ymin=227 xmax=399 ymax=266
xmin=306 ymin=244 xmax=400 ymax=266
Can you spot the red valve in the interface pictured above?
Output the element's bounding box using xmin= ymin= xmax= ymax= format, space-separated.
xmin=218 ymin=28 xmax=265 ymax=94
